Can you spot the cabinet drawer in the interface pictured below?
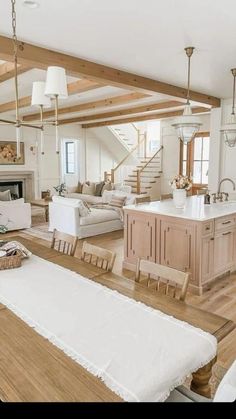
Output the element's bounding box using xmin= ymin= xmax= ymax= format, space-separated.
xmin=202 ymin=221 xmax=214 ymax=236
xmin=215 ymin=216 xmax=236 ymax=232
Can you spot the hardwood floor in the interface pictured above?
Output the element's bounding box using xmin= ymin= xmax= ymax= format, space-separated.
xmin=5 ymin=228 xmax=236 ymax=371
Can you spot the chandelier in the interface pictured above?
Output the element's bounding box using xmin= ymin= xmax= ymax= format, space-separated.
xmin=220 ymin=69 xmax=236 ymax=148
xmin=172 ymin=47 xmax=202 ymax=144
xmin=0 ymin=0 xmax=68 ymax=158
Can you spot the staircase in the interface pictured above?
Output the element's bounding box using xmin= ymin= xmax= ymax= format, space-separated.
xmin=124 ymin=147 xmax=163 ymax=197
xmin=109 ymin=123 xmax=141 ymax=152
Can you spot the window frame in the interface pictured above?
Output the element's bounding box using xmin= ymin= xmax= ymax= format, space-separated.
xmin=179 ymin=132 xmax=210 ymax=193
xmin=65 ymin=141 xmax=75 ymax=175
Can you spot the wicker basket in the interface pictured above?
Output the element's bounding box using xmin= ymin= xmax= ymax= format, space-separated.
xmin=0 ymin=251 xmax=22 ymax=270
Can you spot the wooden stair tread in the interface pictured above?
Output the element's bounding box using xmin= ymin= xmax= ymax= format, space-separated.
xmin=125 ymin=180 xmax=156 ymax=184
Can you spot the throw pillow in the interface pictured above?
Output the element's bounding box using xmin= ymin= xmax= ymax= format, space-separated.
xmin=78 ymin=201 xmax=90 ymax=217
xmin=0 ymin=190 xmax=12 ymax=201
xmin=83 ymin=200 xmax=91 ymax=212
xmin=109 ymin=195 xmax=127 ymax=208
xmin=66 ymin=186 xmax=78 ymax=194
xmin=101 ymin=182 xmax=112 ymax=194
xmin=77 ymin=182 xmax=83 ymax=193
xmin=102 ymin=190 xmax=113 ymax=204
xmin=82 ymin=182 xmax=96 ymax=195
xmin=95 ymin=181 xmax=105 ymax=197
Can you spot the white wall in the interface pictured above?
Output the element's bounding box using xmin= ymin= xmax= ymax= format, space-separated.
xmin=160 ymin=114 xmax=211 ymax=194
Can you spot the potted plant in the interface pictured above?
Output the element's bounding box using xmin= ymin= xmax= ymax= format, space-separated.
xmin=53 ymin=183 xmax=66 ymax=197
xmin=169 ymin=175 xmax=192 ymax=208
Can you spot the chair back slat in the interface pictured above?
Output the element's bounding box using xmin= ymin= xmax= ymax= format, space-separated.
xmin=135 ymin=258 xmax=190 ymax=302
xmin=51 ymin=229 xmax=78 ymax=256
xmin=81 ymin=241 xmax=116 ymax=272
xmin=135 ymin=196 xmax=151 ymax=204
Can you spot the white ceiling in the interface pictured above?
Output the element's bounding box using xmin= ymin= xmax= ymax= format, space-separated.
xmin=0 ymin=0 xmax=236 ymax=99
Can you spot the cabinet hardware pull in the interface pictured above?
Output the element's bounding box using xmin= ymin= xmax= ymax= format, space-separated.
xmin=206 ymin=226 xmax=210 ymax=230
xmin=222 ymin=232 xmax=232 ymax=236
xmin=222 ymin=221 xmax=231 ymax=225
xmin=210 ymin=237 xmax=214 ymax=241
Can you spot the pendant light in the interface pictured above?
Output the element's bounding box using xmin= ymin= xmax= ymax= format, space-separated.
xmin=0 ymin=1 xmax=68 ymax=158
xmin=45 ymin=66 xmax=68 ymax=153
xmin=220 ymin=69 xmax=236 ymax=148
xmin=31 ymin=81 xmax=51 ymax=154
xmin=0 ymin=0 xmax=42 ymax=159
xmin=172 ymin=47 xmax=202 ymax=144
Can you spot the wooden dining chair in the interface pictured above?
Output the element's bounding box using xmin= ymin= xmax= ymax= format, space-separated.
xmin=81 ymin=241 xmax=116 ymax=271
xmin=51 ymin=229 xmax=78 ymax=256
xmin=135 ymin=195 xmax=151 ymax=204
xmin=135 ymin=258 xmax=190 ymax=302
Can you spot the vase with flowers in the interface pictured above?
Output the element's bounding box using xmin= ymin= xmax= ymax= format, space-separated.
xmin=169 ymin=175 xmax=192 ymax=208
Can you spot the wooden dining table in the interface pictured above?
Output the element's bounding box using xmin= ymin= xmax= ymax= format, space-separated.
xmin=0 ymin=235 xmax=235 ymax=402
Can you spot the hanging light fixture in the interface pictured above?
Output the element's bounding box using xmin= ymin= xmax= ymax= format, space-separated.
xmin=31 ymin=81 xmax=51 ymax=154
xmin=220 ymin=69 xmax=236 ymax=148
xmin=44 ymin=66 xmax=68 ymax=153
xmin=0 ymin=1 xmax=68 ymax=158
xmin=172 ymin=47 xmax=202 ymax=144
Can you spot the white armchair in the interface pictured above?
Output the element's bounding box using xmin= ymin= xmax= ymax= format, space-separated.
xmin=0 ymin=198 xmax=31 ymax=231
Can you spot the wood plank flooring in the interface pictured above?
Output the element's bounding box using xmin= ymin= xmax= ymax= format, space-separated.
xmin=5 ymin=228 xmax=236 ymax=372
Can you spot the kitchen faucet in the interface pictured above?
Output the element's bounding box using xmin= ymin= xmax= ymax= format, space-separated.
xmin=212 ymin=178 xmax=236 ymax=202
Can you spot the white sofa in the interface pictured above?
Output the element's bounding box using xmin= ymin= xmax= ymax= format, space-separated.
xmin=0 ymin=198 xmax=31 ymax=231
xmin=49 ymin=193 xmax=135 ymax=239
xmin=65 ymin=184 xmax=133 ymax=206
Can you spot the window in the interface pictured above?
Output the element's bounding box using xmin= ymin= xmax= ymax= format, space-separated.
xmin=65 ymin=141 xmax=75 ymax=174
xmin=180 ymin=132 xmax=210 ymax=192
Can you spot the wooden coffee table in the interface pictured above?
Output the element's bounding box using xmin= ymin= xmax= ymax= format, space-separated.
xmin=31 ymin=199 xmax=50 ymax=222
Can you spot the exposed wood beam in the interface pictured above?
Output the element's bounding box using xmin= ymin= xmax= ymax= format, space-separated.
xmin=0 ymin=62 xmax=30 ymax=83
xmin=59 ymin=100 xmax=184 ymax=125
xmin=67 ymin=79 xmax=103 ymax=95
xmin=23 ymin=92 xmax=148 ymax=121
xmin=0 ymin=79 xmax=103 ymax=114
xmin=81 ymin=107 xmax=210 ymax=128
xmin=0 ymin=35 xmax=221 ymax=107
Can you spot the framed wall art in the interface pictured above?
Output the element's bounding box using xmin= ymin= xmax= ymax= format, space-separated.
xmin=0 ymin=141 xmax=25 ymax=165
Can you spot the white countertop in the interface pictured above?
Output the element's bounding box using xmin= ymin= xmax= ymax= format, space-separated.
xmin=125 ymin=195 xmax=236 ymax=221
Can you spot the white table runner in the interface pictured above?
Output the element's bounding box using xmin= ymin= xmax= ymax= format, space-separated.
xmin=0 ymin=255 xmax=217 ymax=402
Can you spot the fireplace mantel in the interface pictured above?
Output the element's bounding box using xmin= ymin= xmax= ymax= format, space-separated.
xmin=0 ymin=171 xmax=34 ymax=202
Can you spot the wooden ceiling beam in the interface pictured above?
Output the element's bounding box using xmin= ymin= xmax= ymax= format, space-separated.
xmin=0 ymin=62 xmax=30 ymax=83
xmin=0 ymin=79 xmax=104 ymax=114
xmin=22 ymin=92 xmax=149 ymax=121
xmin=59 ymin=100 xmax=184 ymax=125
xmin=0 ymin=35 xmax=221 ymax=107
xmin=81 ymin=107 xmax=210 ymax=128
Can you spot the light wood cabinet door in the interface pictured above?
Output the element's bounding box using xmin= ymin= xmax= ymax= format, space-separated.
xmin=201 ymin=236 xmax=214 ymax=282
xmin=161 ymin=220 xmax=194 ymax=273
xmin=213 ymin=230 xmax=234 ymax=275
xmin=127 ymin=214 xmax=156 ymax=262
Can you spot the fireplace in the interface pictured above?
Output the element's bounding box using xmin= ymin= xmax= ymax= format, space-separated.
xmin=0 ymin=181 xmax=23 ymax=200
xmin=0 ymin=171 xmax=34 ymax=202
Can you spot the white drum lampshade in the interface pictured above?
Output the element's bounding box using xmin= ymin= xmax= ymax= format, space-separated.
xmin=45 ymin=66 xmax=68 ymax=99
xmin=31 ymin=81 xmax=51 ymax=107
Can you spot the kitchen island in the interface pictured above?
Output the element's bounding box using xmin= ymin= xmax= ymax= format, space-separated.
xmin=123 ymin=195 xmax=236 ymax=295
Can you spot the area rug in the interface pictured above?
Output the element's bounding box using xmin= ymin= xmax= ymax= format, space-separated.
xmin=0 ymin=254 xmax=217 ymax=402
xmin=25 ymin=223 xmax=52 ymax=242
xmin=26 ymin=207 xmax=52 ymax=242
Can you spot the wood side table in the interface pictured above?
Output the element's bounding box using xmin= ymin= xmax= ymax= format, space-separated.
xmin=31 ymin=199 xmax=50 ymax=222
